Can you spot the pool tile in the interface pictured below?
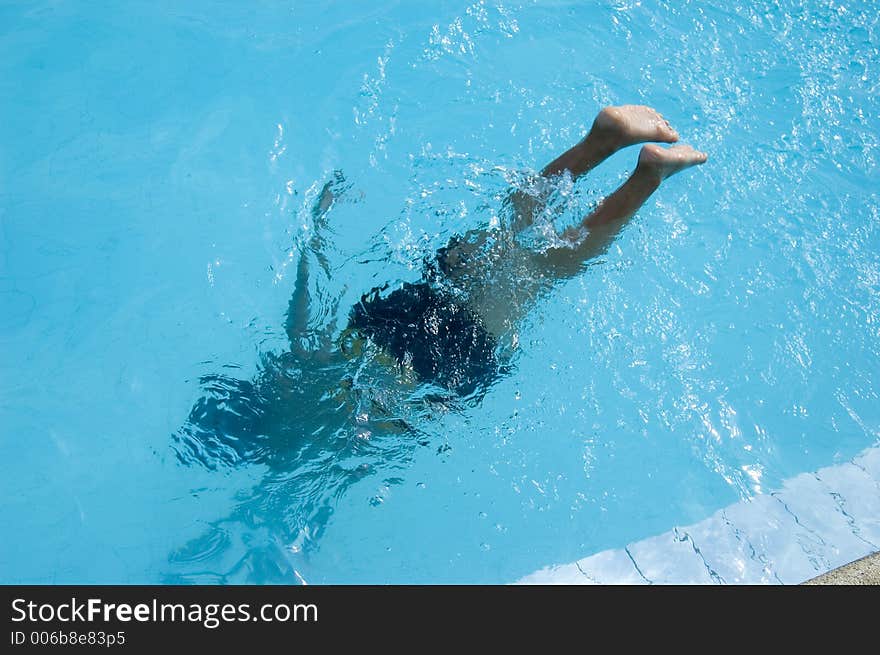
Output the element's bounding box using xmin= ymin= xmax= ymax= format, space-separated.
xmin=680 ymin=510 xmax=778 ymax=584
xmin=772 ymin=472 xmax=875 ymax=571
xmin=853 ymin=447 xmax=880 ymax=481
xmin=624 ymin=530 xmax=718 ymax=584
xmin=517 ymin=562 xmax=593 ymax=585
xmin=814 ymin=462 xmax=880 ymax=547
xmin=574 ymin=548 xmax=650 ymax=585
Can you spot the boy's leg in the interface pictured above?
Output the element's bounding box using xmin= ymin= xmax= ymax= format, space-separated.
xmin=543 ymin=143 xmax=708 ymax=276
xmin=542 ymin=105 xmax=679 ymax=179
xmin=510 ymin=105 xmax=679 ymax=230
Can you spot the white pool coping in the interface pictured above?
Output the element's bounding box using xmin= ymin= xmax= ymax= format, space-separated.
xmin=517 ymin=445 xmax=880 ymax=584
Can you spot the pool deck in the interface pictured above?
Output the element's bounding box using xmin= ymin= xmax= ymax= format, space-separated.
xmin=518 ymin=444 xmax=880 ymax=585
xmin=803 ymin=551 xmax=880 ymax=585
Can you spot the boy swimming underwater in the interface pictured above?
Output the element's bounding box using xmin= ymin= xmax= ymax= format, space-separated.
xmin=339 ymin=105 xmax=707 ymax=396
xmin=171 ymin=105 xmax=706 ymax=569
xmin=179 ymin=105 xmax=706 ymax=469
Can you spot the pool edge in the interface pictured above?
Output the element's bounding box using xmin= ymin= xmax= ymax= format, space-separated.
xmin=517 ymin=443 xmax=880 ymax=585
xmin=803 ymin=551 xmax=880 ymax=585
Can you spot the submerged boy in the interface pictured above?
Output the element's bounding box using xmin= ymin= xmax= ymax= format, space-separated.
xmin=171 ymin=105 xmax=707 ymax=572
xmin=180 ymin=104 xmax=706 ymax=469
xmin=339 ymin=105 xmax=707 ymax=396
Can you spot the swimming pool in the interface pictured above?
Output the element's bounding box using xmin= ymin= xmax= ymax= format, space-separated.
xmin=1 ymin=0 xmax=878 ymax=584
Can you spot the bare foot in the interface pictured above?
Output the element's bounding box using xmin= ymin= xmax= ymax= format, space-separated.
xmin=591 ymin=105 xmax=679 ymax=151
xmin=637 ymin=143 xmax=708 ymax=182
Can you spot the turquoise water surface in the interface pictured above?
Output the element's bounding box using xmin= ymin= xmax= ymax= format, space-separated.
xmin=1 ymin=1 xmax=878 ymax=583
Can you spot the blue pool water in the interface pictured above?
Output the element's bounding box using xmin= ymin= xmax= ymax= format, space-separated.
xmin=1 ymin=1 xmax=878 ymax=584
